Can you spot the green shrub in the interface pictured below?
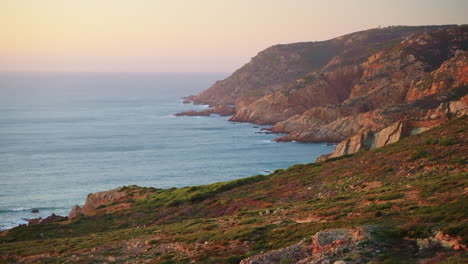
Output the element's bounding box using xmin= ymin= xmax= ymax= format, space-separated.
xmin=280 ymin=258 xmax=294 ymax=264
xmin=439 ymin=255 xmax=468 ymax=264
xmin=425 ymin=137 xmax=457 ymax=146
xmin=439 ymin=137 xmax=457 ymax=146
xmin=377 ymin=193 xmax=404 ymax=201
xmin=408 ymin=150 xmax=431 ymax=161
xmin=225 ymin=255 xmax=245 ymax=264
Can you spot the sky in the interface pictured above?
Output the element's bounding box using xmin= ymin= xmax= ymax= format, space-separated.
xmin=1 ymin=0 xmax=467 ymax=73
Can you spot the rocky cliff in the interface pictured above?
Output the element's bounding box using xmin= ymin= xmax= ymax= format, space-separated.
xmin=179 ymin=25 xmax=467 ymax=159
xmin=182 ymin=25 xmax=451 ymax=111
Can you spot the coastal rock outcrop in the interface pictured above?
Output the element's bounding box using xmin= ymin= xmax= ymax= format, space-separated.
xmin=28 ymin=213 xmax=67 ymax=226
xmin=82 ymin=188 xmax=129 ymax=215
xmin=322 ymin=121 xmax=410 ymax=160
xmin=68 ymin=205 xmax=83 ymax=220
xmin=67 ymin=186 xmax=154 ymax=218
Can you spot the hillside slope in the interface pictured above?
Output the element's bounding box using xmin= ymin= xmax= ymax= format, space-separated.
xmin=1 ymin=116 xmax=467 ymax=263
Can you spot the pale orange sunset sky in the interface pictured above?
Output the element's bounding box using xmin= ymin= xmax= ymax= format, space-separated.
xmin=1 ymin=0 xmax=467 ymax=72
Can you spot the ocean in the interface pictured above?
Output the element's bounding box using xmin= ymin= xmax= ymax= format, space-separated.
xmin=0 ymin=73 xmax=334 ymax=230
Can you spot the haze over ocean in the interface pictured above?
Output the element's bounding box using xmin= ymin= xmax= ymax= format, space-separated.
xmin=0 ymin=73 xmax=334 ymax=230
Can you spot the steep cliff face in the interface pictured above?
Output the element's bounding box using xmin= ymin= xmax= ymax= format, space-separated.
xmin=181 ymin=26 xmax=447 ymax=112
xmin=185 ymin=41 xmax=342 ymax=107
xmin=228 ymin=26 xmax=448 ymax=123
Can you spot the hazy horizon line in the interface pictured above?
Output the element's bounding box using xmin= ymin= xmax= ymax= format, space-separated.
xmin=0 ymin=71 xmax=230 ymax=74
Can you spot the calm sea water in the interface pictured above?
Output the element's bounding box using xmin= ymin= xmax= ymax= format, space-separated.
xmin=0 ymin=73 xmax=334 ymax=230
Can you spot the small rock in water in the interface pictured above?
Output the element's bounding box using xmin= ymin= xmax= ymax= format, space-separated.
xmin=31 ymin=209 xmax=39 ymax=213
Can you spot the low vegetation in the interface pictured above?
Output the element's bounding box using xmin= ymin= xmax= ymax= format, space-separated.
xmin=0 ymin=117 xmax=466 ymax=263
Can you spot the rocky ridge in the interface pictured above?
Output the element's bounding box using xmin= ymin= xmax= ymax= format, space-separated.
xmin=179 ymin=25 xmax=467 ymax=159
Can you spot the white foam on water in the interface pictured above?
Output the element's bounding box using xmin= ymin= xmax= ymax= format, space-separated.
xmin=11 ymin=207 xmax=31 ymax=212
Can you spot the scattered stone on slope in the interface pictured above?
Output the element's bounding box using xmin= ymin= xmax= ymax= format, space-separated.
xmin=240 ymin=227 xmax=371 ymax=264
xmin=417 ymin=231 xmax=467 ymax=251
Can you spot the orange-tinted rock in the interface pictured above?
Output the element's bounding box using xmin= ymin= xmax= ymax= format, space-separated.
xmin=231 ymin=66 xmax=362 ymax=124
xmin=82 ymin=188 xmax=129 ymax=215
xmin=187 ymin=26 xmax=450 ymax=121
xmin=68 ymin=205 xmax=83 ymax=220
xmin=183 ymin=26 xmax=467 ymax=160
xmin=407 ymin=50 xmax=468 ymax=101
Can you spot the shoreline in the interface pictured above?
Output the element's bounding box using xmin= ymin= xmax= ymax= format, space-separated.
xmin=1 ymin=100 xmax=336 ymax=232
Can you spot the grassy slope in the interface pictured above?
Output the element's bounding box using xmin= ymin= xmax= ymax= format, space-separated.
xmin=0 ymin=117 xmax=467 ymax=264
